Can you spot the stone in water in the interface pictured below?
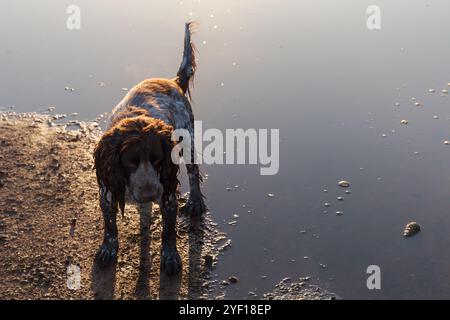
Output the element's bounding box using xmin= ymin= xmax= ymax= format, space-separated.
xmin=338 ymin=180 xmax=350 ymax=188
xmin=403 ymin=222 xmax=421 ymax=237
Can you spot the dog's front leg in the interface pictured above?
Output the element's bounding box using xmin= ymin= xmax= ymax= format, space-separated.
xmin=160 ymin=194 xmax=182 ymax=275
xmin=96 ymin=191 xmax=119 ymax=266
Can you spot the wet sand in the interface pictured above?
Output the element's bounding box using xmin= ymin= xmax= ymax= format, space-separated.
xmin=0 ymin=112 xmax=335 ymax=300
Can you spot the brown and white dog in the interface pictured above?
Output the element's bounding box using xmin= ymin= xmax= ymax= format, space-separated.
xmin=93 ymin=23 xmax=206 ymax=275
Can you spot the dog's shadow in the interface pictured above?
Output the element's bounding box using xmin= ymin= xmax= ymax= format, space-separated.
xmin=91 ymin=203 xmax=205 ymax=300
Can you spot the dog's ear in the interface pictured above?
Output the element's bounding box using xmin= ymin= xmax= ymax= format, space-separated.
xmin=94 ymin=128 xmax=126 ymax=214
xmin=158 ymin=125 xmax=179 ymax=203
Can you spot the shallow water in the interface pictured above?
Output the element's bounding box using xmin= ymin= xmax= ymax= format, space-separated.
xmin=2 ymin=0 xmax=450 ymax=299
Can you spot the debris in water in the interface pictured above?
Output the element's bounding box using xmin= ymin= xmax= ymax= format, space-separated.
xmin=414 ymin=102 xmax=421 ymax=107
xmin=442 ymin=89 xmax=449 ymax=94
xmin=337 ymin=197 xmax=344 ymax=201
xmin=433 ymin=115 xmax=439 ymax=119
xmin=267 ymin=193 xmax=275 ymax=198
xmin=225 ymin=187 xmax=231 ymax=191
xmin=336 ymin=211 xmax=344 ymax=216
xmin=444 ymin=141 xmax=450 ymax=145
xmin=403 ymin=222 xmax=421 ymax=237
xmin=228 ymin=276 xmax=238 ymax=283
xmin=338 ymin=180 xmax=350 ymax=188
xmin=394 ymin=102 xmax=401 ymax=107
xmin=400 ymin=120 xmax=409 ymax=125
xmin=324 ymin=203 xmax=331 ymax=208
xmin=382 ymin=134 xmax=387 ymax=138
xmin=428 ymin=89 xmax=436 ymax=93
xmin=345 ymin=190 xmax=351 ymax=194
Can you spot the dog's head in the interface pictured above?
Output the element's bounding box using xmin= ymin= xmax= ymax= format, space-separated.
xmin=94 ymin=111 xmax=178 ymax=213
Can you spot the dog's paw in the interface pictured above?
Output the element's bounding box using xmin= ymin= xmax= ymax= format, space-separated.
xmin=181 ymin=194 xmax=207 ymax=217
xmin=161 ymin=247 xmax=182 ymax=275
xmin=95 ymin=240 xmax=118 ymax=267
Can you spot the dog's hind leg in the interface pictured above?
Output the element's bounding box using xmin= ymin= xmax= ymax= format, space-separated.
xmin=183 ymin=163 xmax=207 ymax=218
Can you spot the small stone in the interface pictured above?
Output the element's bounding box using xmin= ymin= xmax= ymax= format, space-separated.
xmin=204 ymin=255 xmax=214 ymax=267
xmin=442 ymin=89 xmax=449 ymax=94
xmin=444 ymin=141 xmax=450 ymax=145
xmin=338 ymin=180 xmax=350 ymax=188
xmin=324 ymin=203 xmax=331 ymax=208
xmin=428 ymin=89 xmax=436 ymax=93
xmin=400 ymin=120 xmax=409 ymax=125
xmin=345 ymin=190 xmax=351 ymax=194
xmin=225 ymin=187 xmax=231 ymax=191
xmin=403 ymin=222 xmax=421 ymax=237
xmin=337 ymin=197 xmax=344 ymax=201
xmin=228 ymin=276 xmax=238 ymax=283
xmin=414 ymin=102 xmax=421 ymax=107
xmin=336 ymin=211 xmax=344 ymax=216
xmin=267 ymin=193 xmax=275 ymax=198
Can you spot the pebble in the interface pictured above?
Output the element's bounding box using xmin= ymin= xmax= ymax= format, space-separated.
xmin=444 ymin=141 xmax=450 ymax=145
xmin=400 ymin=120 xmax=409 ymax=125
xmin=324 ymin=203 xmax=331 ymax=208
xmin=336 ymin=211 xmax=344 ymax=216
xmin=403 ymin=222 xmax=421 ymax=237
xmin=428 ymin=89 xmax=436 ymax=93
xmin=442 ymin=89 xmax=449 ymax=94
xmin=267 ymin=193 xmax=275 ymax=198
xmin=338 ymin=180 xmax=350 ymax=188
xmin=414 ymin=102 xmax=421 ymax=107
xmin=228 ymin=276 xmax=239 ymax=283
xmin=337 ymin=197 xmax=344 ymax=201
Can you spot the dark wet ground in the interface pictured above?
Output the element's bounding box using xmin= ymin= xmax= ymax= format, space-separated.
xmin=2 ymin=0 xmax=450 ymax=299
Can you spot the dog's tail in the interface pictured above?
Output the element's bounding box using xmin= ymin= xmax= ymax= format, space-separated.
xmin=176 ymin=22 xmax=197 ymax=99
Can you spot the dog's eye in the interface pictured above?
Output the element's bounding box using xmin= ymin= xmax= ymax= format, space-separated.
xmin=131 ymin=156 xmax=140 ymax=166
xmin=154 ymin=159 xmax=162 ymax=167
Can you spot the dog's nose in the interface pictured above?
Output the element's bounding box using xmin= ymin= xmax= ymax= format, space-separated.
xmin=140 ymin=189 xmax=157 ymax=202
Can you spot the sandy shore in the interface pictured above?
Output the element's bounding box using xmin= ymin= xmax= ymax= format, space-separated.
xmin=0 ymin=111 xmax=336 ymax=300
